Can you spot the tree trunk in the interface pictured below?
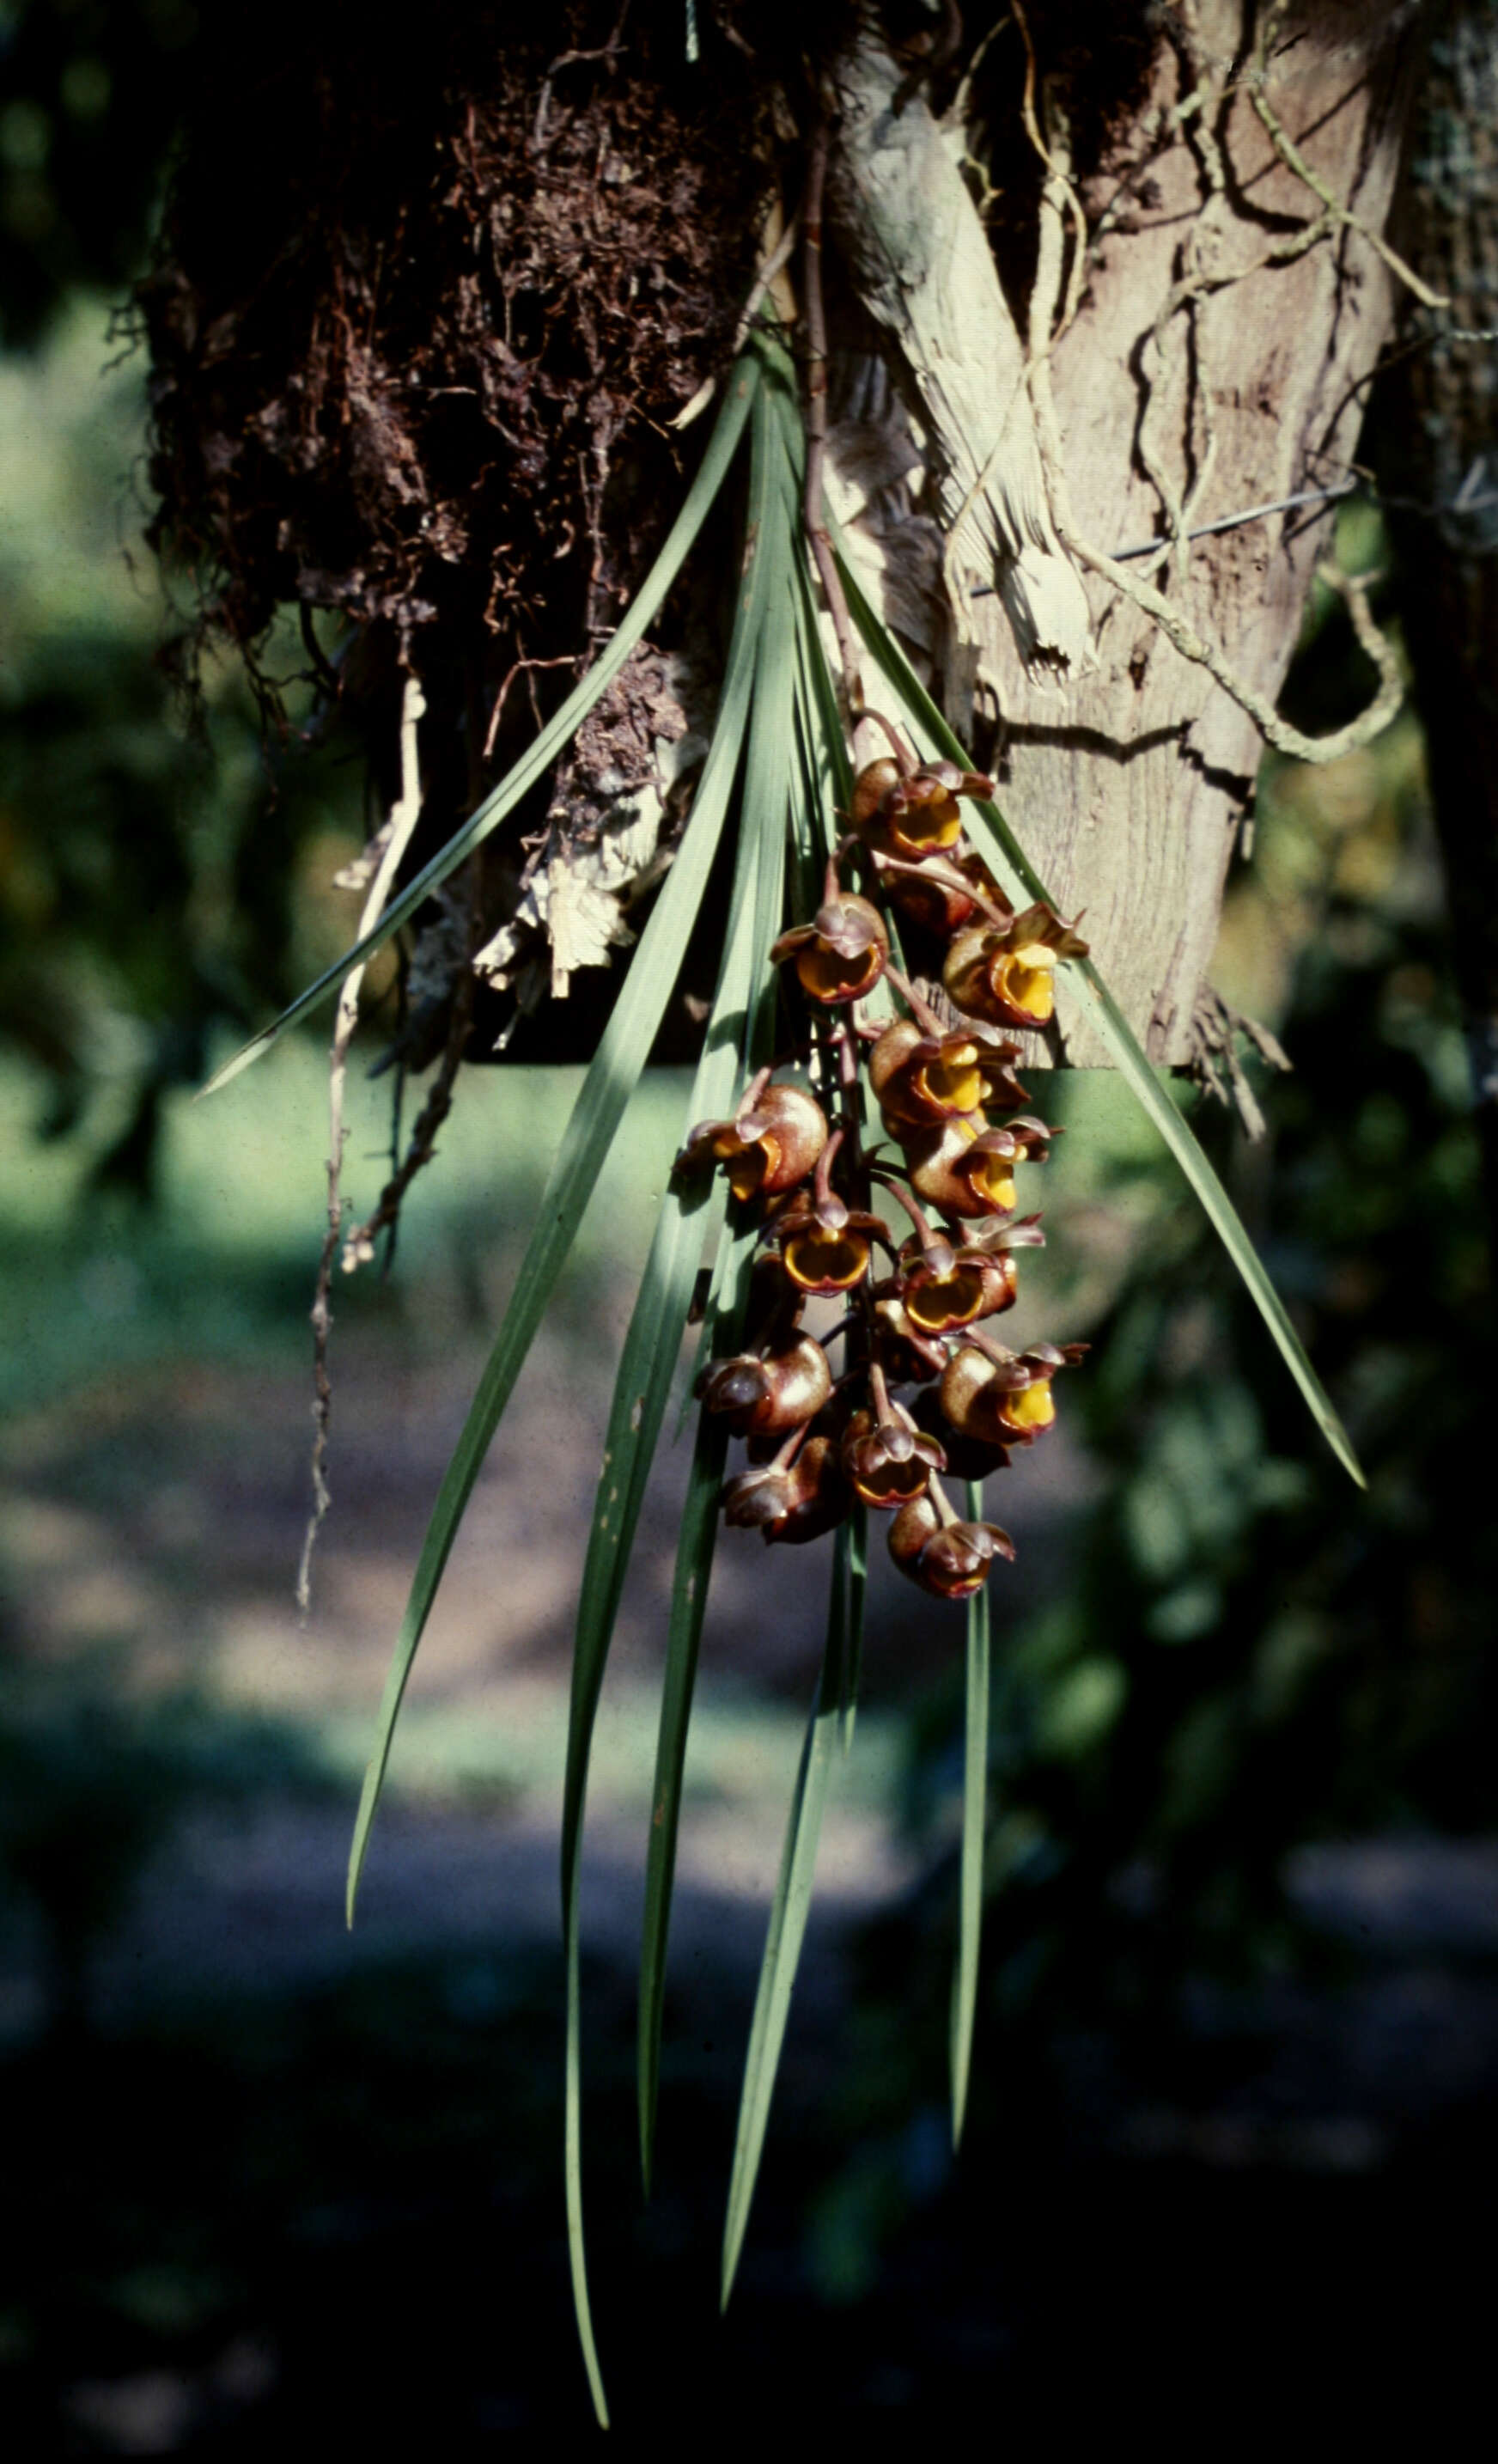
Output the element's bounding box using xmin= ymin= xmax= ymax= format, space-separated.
xmin=833 ymin=3 xmax=1422 ymax=1064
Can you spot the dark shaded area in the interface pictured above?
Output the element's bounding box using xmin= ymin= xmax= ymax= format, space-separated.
xmin=138 ymin=3 xmax=775 ymax=658
xmin=1373 ymin=0 xmax=1498 ymax=1258
xmin=2 ymin=3 xmax=1494 ymax=2443
xmin=0 ymin=1821 xmax=1489 ymax=2445
xmin=0 ymin=2 xmax=202 ymax=349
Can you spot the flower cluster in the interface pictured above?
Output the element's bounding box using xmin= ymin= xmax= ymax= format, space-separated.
xmin=676 ymin=748 xmax=1089 ymax=1603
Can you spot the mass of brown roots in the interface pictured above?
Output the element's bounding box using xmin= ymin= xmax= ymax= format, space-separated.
xmin=139 ymin=3 xmax=794 ymax=671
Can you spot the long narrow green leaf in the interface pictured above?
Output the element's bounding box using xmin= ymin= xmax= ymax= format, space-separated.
xmin=564 ymin=395 xmax=792 ymax=2366
xmin=721 ymin=1529 xmax=850 ymax=2310
xmin=637 ymin=378 xmax=799 ymax=2190
xmin=561 ymin=1178 xmax=727 ymax=2430
xmin=199 ymin=356 xmax=761 ymax=1099
xmin=838 ymin=1502 xmax=867 ymax=1756
xmin=563 ymin=1928 xmax=609 ymax=2429
xmin=950 ymin=1482 xmax=990 ymax=2150
xmin=344 ymin=397 xmax=776 ymax=1930
xmin=839 ymin=556 xmax=1365 ymax=1489
xmin=636 ymin=1406 xmax=731 ymax=2190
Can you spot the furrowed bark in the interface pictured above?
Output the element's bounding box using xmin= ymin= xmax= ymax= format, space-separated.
xmin=830 ymin=3 xmax=1422 ymax=1066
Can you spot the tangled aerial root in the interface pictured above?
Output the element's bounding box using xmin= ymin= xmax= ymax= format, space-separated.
xmin=139 ymin=2 xmax=779 ymax=678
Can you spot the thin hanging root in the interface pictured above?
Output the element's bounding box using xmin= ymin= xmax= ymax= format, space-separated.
xmin=1014 ymin=12 xmax=1404 ymax=767
xmin=1248 ymin=2 xmax=1447 ymax=314
xmin=338 ymin=963 xmax=473 ymax=1273
xmin=297 ymin=669 xmax=427 ymax=1615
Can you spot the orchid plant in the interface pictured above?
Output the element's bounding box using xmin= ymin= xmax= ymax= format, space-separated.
xmin=202 ymin=323 xmax=1361 ymax=2425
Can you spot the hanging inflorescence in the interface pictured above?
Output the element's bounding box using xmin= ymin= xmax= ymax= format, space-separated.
xmin=676 ymin=741 xmax=1092 ymax=1602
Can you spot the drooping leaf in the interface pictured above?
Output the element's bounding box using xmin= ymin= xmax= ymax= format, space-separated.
xmin=721 ymin=1525 xmax=851 ymax=2310
xmin=343 ymin=372 xmax=779 ymax=1932
xmin=199 ymin=354 xmax=762 ymax=1099
xmin=838 ymin=553 xmax=1366 ymax=1490
xmin=637 ymin=375 xmax=801 ymax=2190
xmin=838 ymin=1501 xmax=868 ymax=1757
xmin=950 ymin=1482 xmax=991 ymax=2149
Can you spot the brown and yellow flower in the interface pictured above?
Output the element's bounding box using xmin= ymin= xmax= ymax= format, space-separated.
xmin=770 ymin=894 xmax=888 ymax=1006
xmin=840 ymin=1409 xmax=947 ymax=1510
xmin=886 ymin=1491 xmax=1015 ymax=1599
xmin=904 ymin=1113 xmax=1054 ymax=1220
xmin=771 ymin=1191 xmax=887 ymax=1296
xmin=898 ymin=1238 xmax=1020 ymax=1335
xmin=698 ymin=1335 xmax=832 ymax=1439
xmin=848 ymin=759 xmax=994 ymax=863
xmin=944 ymin=904 xmax=1090 ymax=1030
xmin=869 ymin=1018 xmax=1029 ymax=1131
xmin=675 ymin=1080 xmax=828 ymax=1203
xmin=939 ymin=1339 xmax=1088 ymax=1449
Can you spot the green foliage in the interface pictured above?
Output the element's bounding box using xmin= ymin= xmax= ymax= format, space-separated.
xmin=0 ymin=300 xmax=365 ymax=1186
xmin=5 ymin=290 xmax=1420 ymax=2423
xmin=185 ymin=324 xmax=1366 ymax=2415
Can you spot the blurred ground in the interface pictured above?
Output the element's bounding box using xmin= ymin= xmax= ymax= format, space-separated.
xmin=1 ymin=1043 xmax=1492 ymax=2446
xmin=2 ymin=283 xmax=1493 ymax=2449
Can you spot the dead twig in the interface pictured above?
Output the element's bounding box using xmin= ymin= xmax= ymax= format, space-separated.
xmin=298 ymin=668 xmax=427 ymax=1614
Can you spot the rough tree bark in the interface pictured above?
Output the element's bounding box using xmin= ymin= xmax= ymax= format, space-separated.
xmin=830 ymin=2 xmax=1422 ymax=1065
xmin=137 ymin=6 xmax=1430 ymax=1081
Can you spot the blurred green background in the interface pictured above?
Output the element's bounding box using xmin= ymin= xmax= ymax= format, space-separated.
xmin=3 ymin=16 xmax=1494 ymax=2444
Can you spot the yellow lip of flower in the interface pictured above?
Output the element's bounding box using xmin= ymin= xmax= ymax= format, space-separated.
xmin=1002 ymin=1378 xmax=1056 ymax=1432
xmin=886 ymin=790 xmax=962 ymax=859
xmin=918 ymin=1044 xmax=985 ymax=1113
xmin=783 ymin=1225 xmax=872 ymax=1293
xmin=904 ymin=1262 xmax=988 ymax=1333
xmin=799 ymin=941 xmax=881 ymax=1001
xmin=962 ymin=1150 xmax=1017 ymax=1211
xmin=724 ymin=1143 xmax=768 ymax=1202
xmin=995 ymin=947 xmax=1057 ymax=1022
